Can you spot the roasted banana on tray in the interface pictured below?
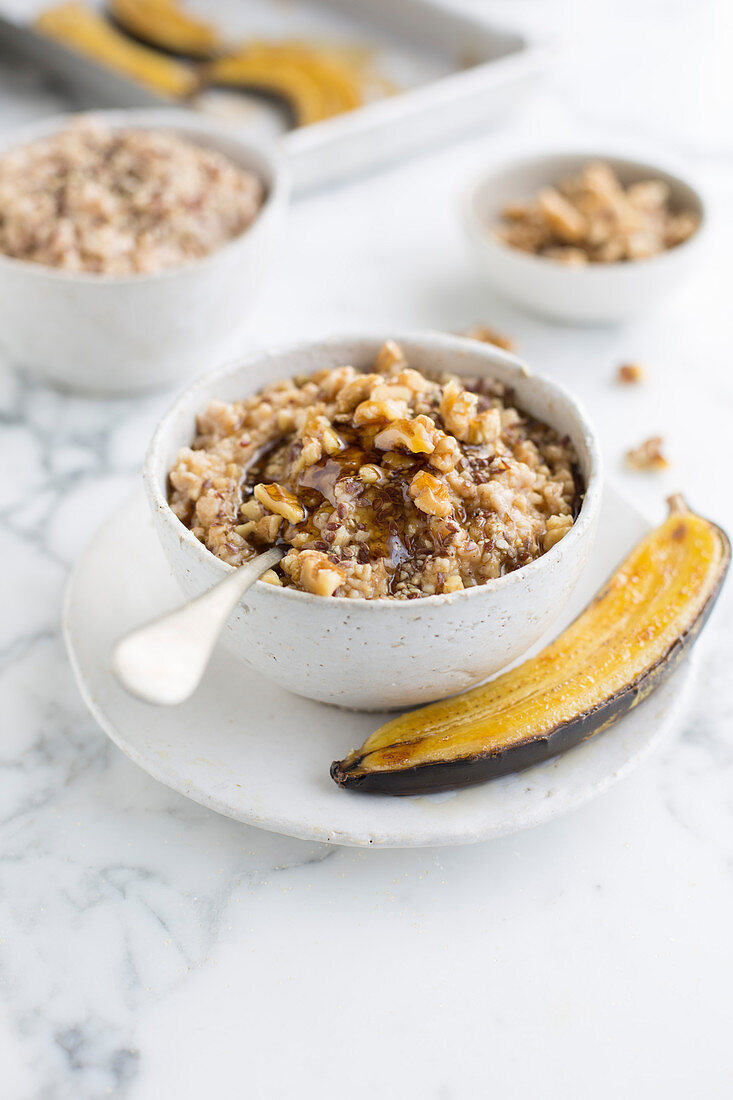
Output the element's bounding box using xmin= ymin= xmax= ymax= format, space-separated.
xmin=35 ymin=1 xmax=387 ymax=124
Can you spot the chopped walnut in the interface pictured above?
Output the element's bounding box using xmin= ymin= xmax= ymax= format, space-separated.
xmin=625 ymin=436 xmax=669 ymax=471
xmin=334 ymin=374 xmax=381 ymax=414
xmin=666 ymin=211 xmax=699 ymax=247
xmin=321 ymin=426 xmax=343 ymax=455
xmin=374 ymin=416 xmax=436 ymax=454
xmin=428 ymin=434 xmax=460 ymax=473
xmin=353 ymin=397 xmax=410 ymax=426
xmin=439 ymin=379 xmax=501 ymax=444
xmin=616 ymin=362 xmax=645 ymax=385
xmin=374 ymin=339 xmax=406 ymax=374
xmin=542 ymin=512 xmax=573 ymax=551
xmin=316 ymin=364 xmax=357 ymax=400
xmin=395 ymin=367 xmax=431 ymax=393
xmin=252 ymin=513 xmax=283 ymax=541
xmin=462 ymin=325 xmax=516 ymax=352
xmin=381 ymin=450 xmax=419 ymax=471
xmin=627 ymin=179 xmax=669 ymax=211
xmin=542 ymin=246 xmax=589 ymax=266
xmin=439 ymin=379 xmax=477 ymax=440
xmin=495 ymin=161 xmax=698 ymax=263
xmin=254 ymin=482 xmax=306 ymax=523
xmin=409 ymin=470 xmax=453 ymax=518
xmin=502 ymin=201 xmax=529 ymax=221
xmin=358 ymin=463 xmax=387 ymax=485
xmin=291 ymin=412 xmax=347 ymax=472
xmin=369 ymin=382 xmax=414 ymax=404
xmin=235 ymin=514 xmax=283 ymax=541
xmin=239 ymin=498 xmax=263 ymax=520
xmin=295 ymin=550 xmax=345 ymax=597
xmin=536 ymin=188 xmax=587 ymax=243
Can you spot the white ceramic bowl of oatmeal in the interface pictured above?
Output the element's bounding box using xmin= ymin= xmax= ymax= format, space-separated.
xmin=462 ymin=152 xmax=705 ymax=325
xmin=143 ymin=333 xmax=603 ymax=710
xmin=0 ymin=109 xmax=288 ymax=395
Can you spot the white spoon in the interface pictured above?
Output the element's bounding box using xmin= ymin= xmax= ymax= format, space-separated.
xmin=111 ymin=547 xmax=284 ymax=706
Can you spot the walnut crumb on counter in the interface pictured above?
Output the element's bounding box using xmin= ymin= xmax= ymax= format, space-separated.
xmin=625 ymin=436 xmax=669 ymax=471
xmin=617 ymin=362 xmax=645 ymax=385
xmin=462 ymin=325 xmax=516 ymax=352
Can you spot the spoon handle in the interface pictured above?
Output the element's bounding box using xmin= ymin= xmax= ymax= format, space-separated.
xmin=112 ymin=547 xmax=284 ymax=706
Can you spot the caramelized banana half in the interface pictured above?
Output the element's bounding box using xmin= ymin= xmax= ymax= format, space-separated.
xmin=332 ymin=496 xmax=730 ymax=794
xmin=109 ymin=0 xmax=220 ymax=59
xmin=35 ymin=2 xmax=198 ymax=97
xmin=206 ymin=40 xmax=365 ymax=125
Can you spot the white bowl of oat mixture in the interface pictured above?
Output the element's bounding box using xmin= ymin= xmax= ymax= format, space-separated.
xmin=0 ymin=110 xmax=288 ymax=394
xmin=463 ymin=153 xmax=705 ymax=324
xmin=144 ymin=333 xmax=603 ymax=710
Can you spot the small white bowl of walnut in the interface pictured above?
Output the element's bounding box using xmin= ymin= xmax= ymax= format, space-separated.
xmin=463 ymin=153 xmax=705 ymax=324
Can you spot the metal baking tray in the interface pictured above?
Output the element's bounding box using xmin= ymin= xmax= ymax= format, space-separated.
xmin=0 ymin=0 xmax=548 ymax=192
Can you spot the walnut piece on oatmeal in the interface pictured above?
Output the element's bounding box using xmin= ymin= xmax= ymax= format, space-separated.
xmin=284 ymin=549 xmax=346 ymax=597
xmin=409 ymin=470 xmax=453 ymax=518
xmin=495 ymin=161 xmax=698 ymax=264
xmin=542 ymin=513 xmax=574 ymax=551
xmin=0 ymin=115 xmax=263 ymax=275
xmin=625 ymin=436 xmax=669 ymax=471
xmin=373 ymin=416 xmax=436 ymax=455
xmin=254 ymin=483 xmax=306 ymax=525
xmin=167 ymin=341 xmax=583 ymax=599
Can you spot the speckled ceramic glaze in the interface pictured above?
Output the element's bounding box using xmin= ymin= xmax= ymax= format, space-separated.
xmin=0 ymin=109 xmax=288 ymax=395
xmin=144 ymin=333 xmax=603 ymax=709
xmin=64 ymin=485 xmax=691 ymax=848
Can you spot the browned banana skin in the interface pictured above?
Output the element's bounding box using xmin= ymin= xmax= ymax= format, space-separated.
xmin=107 ymin=0 xmax=219 ymax=60
xmin=107 ymin=16 xmax=216 ymax=60
xmin=330 ymin=577 xmax=726 ymax=795
xmin=331 ymin=501 xmax=730 ymax=796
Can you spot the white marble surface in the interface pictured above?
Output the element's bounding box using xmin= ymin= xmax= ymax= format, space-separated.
xmin=1 ymin=1 xmax=733 ymax=1097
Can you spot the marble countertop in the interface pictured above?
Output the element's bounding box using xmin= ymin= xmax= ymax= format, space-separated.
xmin=1 ymin=1 xmax=732 ymax=1097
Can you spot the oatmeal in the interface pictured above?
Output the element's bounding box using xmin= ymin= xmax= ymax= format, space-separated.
xmin=168 ymin=342 xmax=583 ymax=599
xmin=0 ymin=116 xmax=263 ymax=275
xmin=496 ymin=161 xmax=698 ymax=264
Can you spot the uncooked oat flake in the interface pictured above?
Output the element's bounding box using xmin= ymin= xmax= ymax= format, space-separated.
xmin=168 ymin=341 xmax=583 ymax=599
xmin=495 ymin=161 xmax=698 ymax=264
xmin=0 ymin=115 xmax=263 ymax=275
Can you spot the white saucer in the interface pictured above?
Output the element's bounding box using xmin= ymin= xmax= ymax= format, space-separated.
xmin=63 ymin=487 xmax=694 ymax=848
